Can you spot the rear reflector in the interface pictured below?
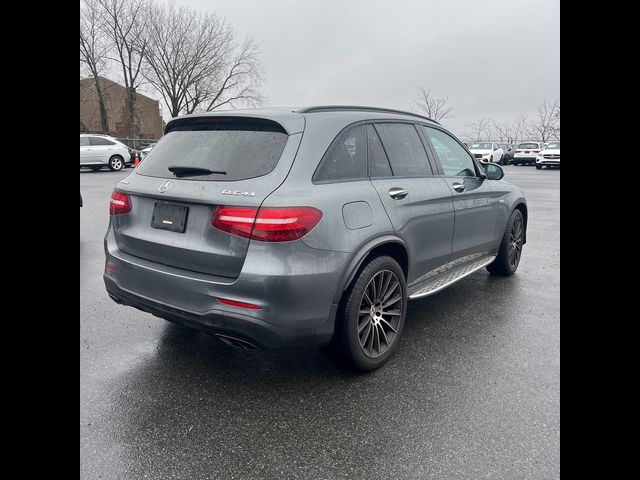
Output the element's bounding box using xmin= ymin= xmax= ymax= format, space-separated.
xmin=217 ymin=297 xmax=263 ymax=310
xmin=105 ymin=264 xmax=116 ymax=273
xmin=212 ymin=206 xmax=322 ymax=242
xmin=109 ymin=190 xmax=132 ymax=215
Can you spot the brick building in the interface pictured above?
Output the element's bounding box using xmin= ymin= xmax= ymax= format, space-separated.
xmin=80 ymin=76 xmax=163 ymax=140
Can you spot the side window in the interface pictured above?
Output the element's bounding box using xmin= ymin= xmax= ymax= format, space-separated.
xmin=80 ymin=137 xmax=89 ymax=147
xmin=314 ymin=124 xmax=367 ymax=183
xmin=367 ymin=124 xmax=392 ymax=177
xmin=422 ymin=127 xmax=477 ymax=177
xmin=375 ymin=123 xmax=432 ymax=176
xmin=90 ymin=136 xmax=116 ymax=146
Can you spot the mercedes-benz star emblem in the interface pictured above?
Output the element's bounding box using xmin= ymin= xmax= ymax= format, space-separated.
xmin=159 ymin=180 xmax=173 ymax=193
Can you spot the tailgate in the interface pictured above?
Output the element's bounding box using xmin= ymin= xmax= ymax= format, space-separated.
xmin=111 ymin=118 xmax=303 ymax=278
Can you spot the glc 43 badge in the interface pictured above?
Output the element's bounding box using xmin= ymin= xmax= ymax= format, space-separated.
xmin=222 ymin=190 xmax=255 ymax=196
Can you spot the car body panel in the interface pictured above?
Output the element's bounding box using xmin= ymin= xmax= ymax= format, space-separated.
xmin=441 ymin=176 xmax=501 ymax=260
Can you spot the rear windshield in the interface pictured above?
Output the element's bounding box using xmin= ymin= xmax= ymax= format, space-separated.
xmin=136 ymin=122 xmax=288 ymax=181
xmin=518 ymin=143 xmax=539 ymax=149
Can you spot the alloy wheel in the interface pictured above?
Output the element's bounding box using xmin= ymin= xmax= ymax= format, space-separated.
xmin=509 ymin=215 xmax=523 ymax=269
xmin=357 ymin=270 xmax=403 ymax=358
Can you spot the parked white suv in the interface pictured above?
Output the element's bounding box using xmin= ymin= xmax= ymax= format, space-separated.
xmin=536 ymin=141 xmax=560 ymax=169
xmin=80 ymin=134 xmax=131 ymax=171
xmin=513 ymin=141 xmax=544 ymax=166
xmin=468 ymin=142 xmax=504 ymax=164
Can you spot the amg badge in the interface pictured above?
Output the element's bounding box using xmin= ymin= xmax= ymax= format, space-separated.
xmin=222 ymin=190 xmax=255 ymax=196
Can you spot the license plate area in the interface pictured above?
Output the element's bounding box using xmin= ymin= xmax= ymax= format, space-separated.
xmin=151 ymin=202 xmax=189 ymax=233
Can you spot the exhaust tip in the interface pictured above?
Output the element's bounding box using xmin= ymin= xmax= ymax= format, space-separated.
xmin=108 ymin=293 xmax=124 ymax=305
xmin=216 ymin=334 xmax=260 ymax=351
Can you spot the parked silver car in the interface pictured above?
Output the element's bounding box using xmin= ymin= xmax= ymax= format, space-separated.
xmin=140 ymin=143 xmax=157 ymax=160
xmin=80 ymin=134 xmax=131 ymax=171
xmin=104 ymin=106 xmax=528 ymax=370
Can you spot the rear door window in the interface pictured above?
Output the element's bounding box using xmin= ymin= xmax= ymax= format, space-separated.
xmin=89 ymin=137 xmax=116 ymax=146
xmin=80 ymin=137 xmax=89 ymax=146
xmin=374 ymin=123 xmax=432 ymax=176
xmin=313 ymin=124 xmax=367 ymax=183
xmin=136 ymin=122 xmax=289 ymax=181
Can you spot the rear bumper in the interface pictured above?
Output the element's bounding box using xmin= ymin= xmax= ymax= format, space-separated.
xmin=103 ymin=227 xmax=348 ymax=349
xmin=105 ymin=275 xmax=338 ymax=349
xmin=514 ymin=157 xmax=536 ymax=164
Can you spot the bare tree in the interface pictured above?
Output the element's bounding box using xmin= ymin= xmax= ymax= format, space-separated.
xmin=511 ymin=114 xmax=529 ymax=143
xmin=80 ymin=0 xmax=110 ymax=133
xmin=552 ymin=103 xmax=560 ymax=139
xmin=196 ymin=38 xmax=265 ymax=113
xmin=526 ymin=99 xmax=559 ymax=142
xmin=143 ymin=0 xmax=265 ymax=118
xmin=144 ymin=4 xmax=222 ymax=117
xmin=492 ymin=119 xmax=516 ymax=143
xmin=414 ymin=85 xmax=454 ymax=123
xmin=98 ymin=0 xmax=150 ymax=138
xmin=466 ymin=117 xmax=492 ymax=141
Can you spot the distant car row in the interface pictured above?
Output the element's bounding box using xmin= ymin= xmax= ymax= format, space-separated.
xmin=80 ymin=134 xmax=158 ymax=171
xmin=464 ymin=141 xmax=560 ymax=169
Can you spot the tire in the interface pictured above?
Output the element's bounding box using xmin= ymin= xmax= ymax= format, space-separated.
xmin=108 ymin=155 xmax=124 ymax=171
xmin=325 ymin=255 xmax=407 ymax=371
xmin=536 ymin=165 xmax=542 ymax=170
xmin=487 ymin=209 xmax=524 ymax=276
xmin=490 ymin=155 xmax=493 ymax=163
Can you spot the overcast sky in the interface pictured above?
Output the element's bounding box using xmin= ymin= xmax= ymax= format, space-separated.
xmin=165 ymin=0 xmax=559 ymax=137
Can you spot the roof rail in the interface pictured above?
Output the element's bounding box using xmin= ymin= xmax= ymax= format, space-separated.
xmin=297 ymin=105 xmax=440 ymax=124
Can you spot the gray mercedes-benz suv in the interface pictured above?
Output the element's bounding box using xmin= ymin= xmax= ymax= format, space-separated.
xmin=104 ymin=106 xmax=527 ymax=370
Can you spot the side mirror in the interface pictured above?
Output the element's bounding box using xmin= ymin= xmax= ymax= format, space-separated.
xmin=481 ymin=162 xmax=504 ymax=180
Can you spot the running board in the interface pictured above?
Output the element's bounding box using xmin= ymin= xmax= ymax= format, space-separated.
xmin=408 ymin=255 xmax=496 ymax=300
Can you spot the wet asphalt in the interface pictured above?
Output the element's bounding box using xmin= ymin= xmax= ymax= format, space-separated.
xmin=80 ymin=165 xmax=560 ymax=480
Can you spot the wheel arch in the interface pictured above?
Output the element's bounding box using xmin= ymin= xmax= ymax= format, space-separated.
xmin=333 ymin=236 xmax=409 ymax=303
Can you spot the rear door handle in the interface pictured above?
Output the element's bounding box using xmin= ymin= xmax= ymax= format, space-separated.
xmin=452 ymin=183 xmax=466 ymax=193
xmin=388 ymin=188 xmax=408 ymax=199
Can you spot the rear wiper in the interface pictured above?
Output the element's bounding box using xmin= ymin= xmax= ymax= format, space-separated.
xmin=167 ymin=166 xmax=226 ymax=177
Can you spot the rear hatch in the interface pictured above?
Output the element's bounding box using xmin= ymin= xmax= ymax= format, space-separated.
xmin=516 ymin=143 xmax=541 ymax=155
xmin=111 ymin=114 xmax=304 ymax=278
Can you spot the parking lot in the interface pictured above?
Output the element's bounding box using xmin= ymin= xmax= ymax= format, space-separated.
xmin=80 ymin=165 xmax=559 ymax=479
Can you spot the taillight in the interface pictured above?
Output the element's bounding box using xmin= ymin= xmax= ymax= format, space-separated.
xmin=533 ymin=150 xmax=540 ymax=153
xmin=212 ymin=206 xmax=322 ymax=242
xmin=217 ymin=297 xmax=262 ymax=310
xmin=109 ymin=190 xmax=132 ymax=215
